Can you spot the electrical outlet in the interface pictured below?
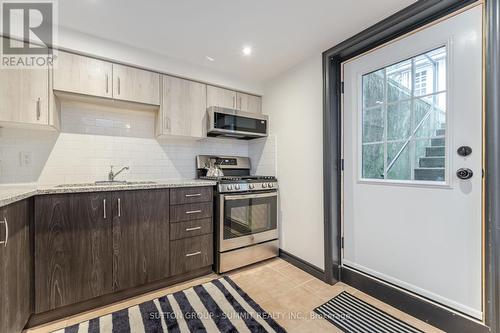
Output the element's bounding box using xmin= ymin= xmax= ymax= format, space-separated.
xmin=20 ymin=151 xmax=32 ymax=167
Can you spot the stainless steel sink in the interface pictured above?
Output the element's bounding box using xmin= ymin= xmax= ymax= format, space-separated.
xmin=55 ymin=181 xmax=157 ymax=188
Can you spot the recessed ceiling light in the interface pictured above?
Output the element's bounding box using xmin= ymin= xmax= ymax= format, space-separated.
xmin=242 ymin=46 xmax=252 ymax=56
xmin=206 ymin=56 xmax=215 ymax=62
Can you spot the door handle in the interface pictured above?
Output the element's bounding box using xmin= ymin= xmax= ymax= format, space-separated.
xmin=457 ymin=168 xmax=473 ymax=180
xmin=0 ymin=217 xmax=8 ymax=247
xmin=36 ymin=98 xmax=41 ymax=120
xmin=103 ymin=199 xmax=107 ymax=219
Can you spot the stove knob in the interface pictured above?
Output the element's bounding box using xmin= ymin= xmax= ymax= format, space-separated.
xmin=268 ymin=183 xmax=274 ymax=188
xmin=235 ymin=184 xmax=240 ymax=190
xmin=227 ymin=185 xmax=233 ymax=191
xmin=249 ymin=184 xmax=255 ymax=189
xmin=262 ymin=183 xmax=268 ymax=188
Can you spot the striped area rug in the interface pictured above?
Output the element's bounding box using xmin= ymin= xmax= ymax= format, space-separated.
xmin=54 ymin=276 xmax=286 ymax=333
xmin=314 ymin=291 xmax=423 ymax=333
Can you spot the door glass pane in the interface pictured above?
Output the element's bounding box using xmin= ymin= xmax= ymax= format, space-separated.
xmin=223 ymin=196 xmax=277 ymax=240
xmin=387 ymin=59 xmax=412 ymax=103
xmin=362 ymin=69 xmax=384 ymax=108
xmin=361 ymin=46 xmax=447 ymax=182
xmin=387 ymin=141 xmax=410 ymax=180
xmin=387 ymin=101 xmax=411 ymax=140
xmin=362 ymin=107 xmax=384 ymax=143
xmin=362 ymin=143 xmax=384 ymax=179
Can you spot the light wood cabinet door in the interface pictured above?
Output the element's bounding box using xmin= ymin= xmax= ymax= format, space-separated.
xmin=207 ymin=85 xmax=236 ymax=109
xmin=112 ymin=64 xmax=160 ymax=105
xmin=237 ymin=92 xmax=262 ymax=114
xmin=53 ymin=51 xmax=112 ymax=98
xmin=0 ymin=65 xmax=49 ymax=125
xmin=161 ymin=75 xmax=206 ymax=137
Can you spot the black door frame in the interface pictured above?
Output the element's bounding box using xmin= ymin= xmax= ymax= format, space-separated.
xmin=323 ymin=0 xmax=499 ymax=332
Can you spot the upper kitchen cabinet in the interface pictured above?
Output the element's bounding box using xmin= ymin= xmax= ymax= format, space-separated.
xmin=207 ymin=85 xmax=237 ymax=109
xmin=0 ymin=66 xmax=49 ymax=125
xmin=53 ymin=51 xmax=113 ymax=98
xmin=237 ymin=92 xmax=262 ymax=114
xmin=159 ymin=75 xmax=207 ymax=138
xmin=0 ymin=37 xmax=52 ymax=127
xmin=112 ymin=64 xmax=160 ymax=105
xmin=207 ymin=85 xmax=262 ymax=114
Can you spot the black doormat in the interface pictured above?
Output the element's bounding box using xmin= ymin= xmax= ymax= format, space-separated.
xmin=314 ymin=291 xmax=424 ymax=333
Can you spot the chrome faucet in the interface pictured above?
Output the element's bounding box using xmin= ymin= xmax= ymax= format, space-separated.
xmin=108 ymin=165 xmax=129 ymax=181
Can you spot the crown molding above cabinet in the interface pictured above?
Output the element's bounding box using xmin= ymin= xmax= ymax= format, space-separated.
xmin=0 ymin=38 xmax=262 ymax=139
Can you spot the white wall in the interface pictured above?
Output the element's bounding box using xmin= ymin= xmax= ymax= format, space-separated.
xmin=57 ymin=28 xmax=263 ymax=95
xmin=263 ymin=54 xmax=324 ymax=269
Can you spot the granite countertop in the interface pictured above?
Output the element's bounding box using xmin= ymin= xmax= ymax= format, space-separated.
xmin=0 ymin=179 xmax=217 ymax=208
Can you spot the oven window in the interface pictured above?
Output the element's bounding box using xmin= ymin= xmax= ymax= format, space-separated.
xmin=223 ymin=194 xmax=277 ymax=239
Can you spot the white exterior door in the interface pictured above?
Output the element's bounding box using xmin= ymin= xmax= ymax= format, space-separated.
xmin=342 ymin=6 xmax=482 ymax=319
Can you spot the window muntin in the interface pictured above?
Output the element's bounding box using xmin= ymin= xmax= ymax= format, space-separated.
xmin=361 ymin=46 xmax=447 ymax=182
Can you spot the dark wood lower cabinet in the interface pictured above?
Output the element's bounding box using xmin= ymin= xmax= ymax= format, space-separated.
xmin=32 ymin=186 xmax=214 ymax=326
xmin=34 ymin=193 xmax=113 ymax=313
xmin=0 ymin=199 xmax=32 ymax=333
xmin=170 ymin=234 xmax=213 ymax=276
xmin=112 ymin=189 xmax=170 ymax=291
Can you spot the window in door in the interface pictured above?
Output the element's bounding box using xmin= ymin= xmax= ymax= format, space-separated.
xmin=361 ymin=46 xmax=447 ymax=182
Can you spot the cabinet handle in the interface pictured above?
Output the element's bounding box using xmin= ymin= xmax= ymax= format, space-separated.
xmin=186 ymin=210 xmax=202 ymax=214
xmin=232 ymin=96 xmax=235 ymax=108
xmin=103 ymin=199 xmax=107 ymax=219
xmin=105 ymin=74 xmax=109 ymax=93
xmin=36 ymin=98 xmax=41 ymax=120
xmin=117 ymin=77 xmax=121 ymax=95
xmin=239 ymin=96 xmax=242 ymax=110
xmin=0 ymin=217 xmax=8 ymax=247
xmin=186 ymin=251 xmax=201 ymax=257
xmin=186 ymin=226 xmax=202 ymax=232
xmin=185 ymin=193 xmax=201 ymax=197
xmin=118 ymin=198 xmax=121 ymax=217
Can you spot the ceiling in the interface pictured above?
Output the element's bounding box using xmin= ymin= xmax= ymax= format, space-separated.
xmin=58 ymin=0 xmax=415 ymax=83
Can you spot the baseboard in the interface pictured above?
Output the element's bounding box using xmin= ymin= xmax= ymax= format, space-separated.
xmin=279 ymin=249 xmax=326 ymax=282
xmin=341 ymin=266 xmax=489 ymax=333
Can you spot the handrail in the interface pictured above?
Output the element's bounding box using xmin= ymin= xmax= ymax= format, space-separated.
xmin=385 ymin=106 xmax=443 ymax=176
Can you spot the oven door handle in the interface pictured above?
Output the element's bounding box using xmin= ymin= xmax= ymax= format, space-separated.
xmin=223 ymin=192 xmax=278 ymax=201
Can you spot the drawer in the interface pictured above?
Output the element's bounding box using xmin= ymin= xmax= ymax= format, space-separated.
xmin=170 ymin=234 xmax=213 ymax=276
xmin=170 ymin=202 xmax=212 ymax=223
xmin=170 ymin=218 xmax=213 ymax=240
xmin=170 ymin=187 xmax=213 ymax=205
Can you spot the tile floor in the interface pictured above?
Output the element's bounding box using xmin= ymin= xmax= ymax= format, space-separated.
xmin=26 ymin=258 xmax=443 ymax=333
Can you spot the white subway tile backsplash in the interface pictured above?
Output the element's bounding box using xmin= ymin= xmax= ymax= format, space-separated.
xmin=0 ymin=103 xmax=276 ymax=184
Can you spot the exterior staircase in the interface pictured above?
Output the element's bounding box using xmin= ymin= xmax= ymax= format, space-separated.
xmin=414 ymin=127 xmax=445 ymax=181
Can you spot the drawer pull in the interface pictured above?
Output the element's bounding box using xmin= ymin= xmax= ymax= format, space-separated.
xmin=186 ymin=226 xmax=202 ymax=232
xmin=185 ymin=193 xmax=202 ymax=197
xmin=186 ymin=210 xmax=202 ymax=214
xmin=186 ymin=251 xmax=202 ymax=257
xmin=0 ymin=217 xmax=8 ymax=247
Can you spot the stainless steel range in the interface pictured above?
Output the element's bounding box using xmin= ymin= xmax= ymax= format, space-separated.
xmin=196 ymin=155 xmax=279 ymax=273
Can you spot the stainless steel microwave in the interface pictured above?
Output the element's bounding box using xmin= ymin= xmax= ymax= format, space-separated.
xmin=207 ymin=106 xmax=268 ymax=140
